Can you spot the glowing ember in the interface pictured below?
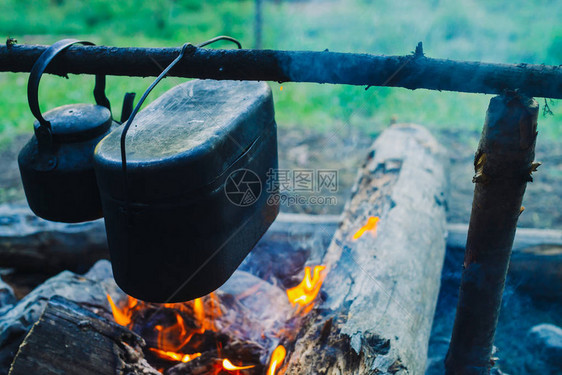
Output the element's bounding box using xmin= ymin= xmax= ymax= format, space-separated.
xmin=149 ymin=348 xmax=201 ymax=363
xmin=286 ymin=265 xmax=326 ymax=309
xmin=352 ymin=216 xmax=379 ymax=240
xmin=267 ymin=345 xmax=286 ymax=375
xmin=222 ymin=358 xmax=255 ymax=371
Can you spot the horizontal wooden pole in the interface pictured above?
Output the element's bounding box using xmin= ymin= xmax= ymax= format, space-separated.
xmin=1 ymin=43 xmax=561 ymax=98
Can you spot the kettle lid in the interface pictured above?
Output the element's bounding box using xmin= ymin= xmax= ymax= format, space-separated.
xmin=34 ymin=103 xmax=112 ymax=143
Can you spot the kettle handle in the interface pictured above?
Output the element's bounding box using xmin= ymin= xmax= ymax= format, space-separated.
xmin=27 ymin=39 xmax=111 ymax=146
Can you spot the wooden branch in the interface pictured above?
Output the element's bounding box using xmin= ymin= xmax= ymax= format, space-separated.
xmin=8 ymin=296 xmax=159 ymax=375
xmin=284 ymin=124 xmax=449 ymax=374
xmin=1 ymin=43 xmax=562 ymax=98
xmin=445 ymin=93 xmax=539 ymax=374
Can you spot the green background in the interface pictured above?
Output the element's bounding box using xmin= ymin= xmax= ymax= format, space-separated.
xmin=0 ymin=0 xmax=560 ymax=146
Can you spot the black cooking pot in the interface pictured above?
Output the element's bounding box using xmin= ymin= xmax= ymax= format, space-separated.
xmin=94 ymin=79 xmax=279 ymax=302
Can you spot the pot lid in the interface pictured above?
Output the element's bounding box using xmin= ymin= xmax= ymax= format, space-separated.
xmin=94 ymin=79 xmax=274 ymax=201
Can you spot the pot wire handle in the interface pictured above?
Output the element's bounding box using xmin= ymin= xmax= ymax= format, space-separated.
xmin=119 ymin=36 xmax=242 ymax=202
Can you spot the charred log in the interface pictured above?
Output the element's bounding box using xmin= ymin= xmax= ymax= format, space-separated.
xmin=0 ymin=260 xmax=115 ymax=375
xmin=1 ymin=43 xmax=561 ymax=98
xmin=1 ymin=202 xmax=559 ymax=302
xmin=8 ymin=296 xmax=159 ymax=375
xmin=0 ymin=204 xmax=337 ymax=274
xmin=283 ymin=124 xmax=449 ymax=374
xmin=506 ymin=244 xmax=562 ymax=299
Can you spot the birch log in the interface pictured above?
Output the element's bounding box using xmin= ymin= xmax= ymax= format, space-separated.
xmin=283 ymin=124 xmax=449 ymax=374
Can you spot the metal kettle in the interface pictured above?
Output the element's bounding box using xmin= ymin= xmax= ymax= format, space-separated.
xmin=18 ymin=39 xmax=118 ymax=223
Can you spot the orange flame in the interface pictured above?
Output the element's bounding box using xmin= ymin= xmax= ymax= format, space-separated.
xmin=286 ymin=265 xmax=326 ymax=310
xmin=107 ymin=293 xmax=135 ymax=326
xmin=352 ymin=216 xmax=379 ymax=240
xmin=149 ymin=348 xmax=201 ymax=363
xmin=267 ymin=345 xmax=286 ymax=375
xmin=154 ymin=311 xmax=204 ymax=352
xmin=222 ymin=359 xmax=255 ymax=371
xmin=107 ymin=293 xmax=222 ymax=367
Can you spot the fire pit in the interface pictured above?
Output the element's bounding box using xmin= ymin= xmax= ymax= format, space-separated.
xmin=104 ymin=262 xmax=327 ymax=374
xmin=1 ymin=123 xmax=449 ymax=374
xmin=1 ymin=120 xmax=561 ymax=374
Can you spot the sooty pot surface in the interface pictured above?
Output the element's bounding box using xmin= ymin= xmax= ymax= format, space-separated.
xmin=94 ymin=79 xmax=279 ymax=302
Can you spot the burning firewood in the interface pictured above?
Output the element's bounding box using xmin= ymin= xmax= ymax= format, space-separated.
xmin=106 ymin=270 xmax=296 ymax=374
xmin=282 ymin=124 xmax=449 ymax=374
xmin=0 ymin=261 xmax=116 ymax=375
xmin=8 ymin=296 xmax=160 ymax=375
xmin=165 ymin=339 xmax=265 ymax=375
xmin=2 ymin=124 xmax=448 ymax=375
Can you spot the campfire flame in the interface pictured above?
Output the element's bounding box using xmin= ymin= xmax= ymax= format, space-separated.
xmin=286 ymin=265 xmax=326 ymax=311
xmin=149 ymin=348 xmax=201 ymax=363
xmin=222 ymin=358 xmax=255 ymax=371
xmin=106 ymin=293 xmax=135 ymax=326
xmin=107 ymin=264 xmax=326 ymax=373
xmin=106 ymin=293 xmax=221 ymax=366
xmin=154 ymin=311 xmax=203 ymax=352
xmin=352 ymin=216 xmax=379 ymax=240
xmin=267 ymin=345 xmax=286 ymax=375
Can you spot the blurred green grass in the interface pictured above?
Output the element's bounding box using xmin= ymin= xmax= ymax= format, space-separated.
xmin=0 ymin=0 xmax=560 ymax=147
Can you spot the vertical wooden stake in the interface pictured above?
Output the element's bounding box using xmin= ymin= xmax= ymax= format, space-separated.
xmin=445 ymin=92 xmax=539 ymax=374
